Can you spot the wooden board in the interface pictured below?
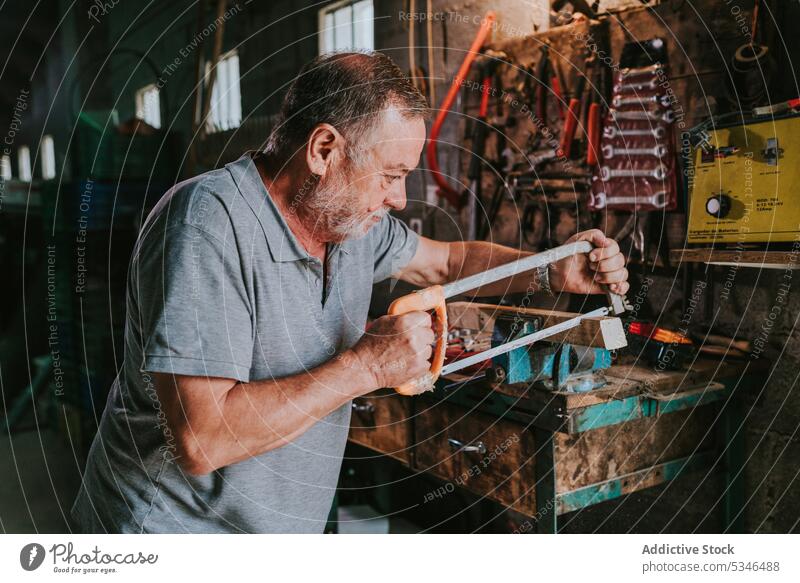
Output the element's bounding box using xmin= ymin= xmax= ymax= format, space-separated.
xmin=669 ymin=248 xmax=800 ymax=270
xmin=447 ymin=301 xmax=627 ymax=350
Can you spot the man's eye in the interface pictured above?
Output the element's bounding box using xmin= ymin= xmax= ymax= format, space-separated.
xmin=383 ymin=174 xmax=402 ymax=183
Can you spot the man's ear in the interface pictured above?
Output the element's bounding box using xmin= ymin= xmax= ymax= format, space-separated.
xmin=306 ymin=123 xmax=344 ymax=176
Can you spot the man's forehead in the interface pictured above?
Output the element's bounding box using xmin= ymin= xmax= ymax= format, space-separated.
xmin=371 ymin=141 xmax=421 ymax=171
xmin=369 ymin=107 xmax=426 ymax=169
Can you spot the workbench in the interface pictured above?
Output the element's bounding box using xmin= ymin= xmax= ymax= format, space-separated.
xmin=345 ymin=357 xmax=763 ymax=533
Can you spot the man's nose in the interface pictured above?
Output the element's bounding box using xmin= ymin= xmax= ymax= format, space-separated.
xmin=385 ymin=181 xmax=407 ymax=211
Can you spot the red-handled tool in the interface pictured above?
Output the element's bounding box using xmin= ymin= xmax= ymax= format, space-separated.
xmin=558 ymin=64 xmax=588 ymax=159
xmin=426 ymin=12 xmax=495 ymax=209
xmin=559 ymin=97 xmax=582 ymax=158
xmin=551 ymin=74 xmax=565 ymax=120
xmin=586 ymin=102 xmax=601 ymax=166
xmin=387 ymin=241 xmax=630 ymax=394
xmin=586 ymin=59 xmax=603 ymax=166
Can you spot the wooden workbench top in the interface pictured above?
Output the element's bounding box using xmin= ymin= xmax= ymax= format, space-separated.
xmin=442 ymin=356 xmax=767 ymax=411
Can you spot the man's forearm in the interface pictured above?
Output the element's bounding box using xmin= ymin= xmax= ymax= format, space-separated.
xmin=445 ymin=241 xmax=541 ymax=297
xmin=174 ymin=350 xmax=377 ymax=474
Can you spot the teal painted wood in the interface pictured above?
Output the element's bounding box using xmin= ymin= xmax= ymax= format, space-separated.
xmin=436 ymin=375 xmax=732 ymax=435
xmin=569 ymin=396 xmax=644 ymax=432
xmin=650 ymin=389 xmax=726 ymax=415
xmin=569 ymin=384 xmax=729 ymax=433
xmin=556 ymin=450 xmax=717 ymax=514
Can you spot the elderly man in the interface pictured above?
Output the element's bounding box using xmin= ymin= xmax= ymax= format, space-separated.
xmin=72 ymin=51 xmax=629 ymax=533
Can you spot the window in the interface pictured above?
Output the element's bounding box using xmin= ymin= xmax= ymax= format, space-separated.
xmin=205 ymin=50 xmax=242 ymax=132
xmin=319 ymin=0 xmax=374 ymax=54
xmin=18 ymin=146 xmax=32 ymax=181
xmin=41 ymin=135 xmax=56 ymax=179
xmin=0 ymin=155 xmax=11 ymax=180
xmin=136 ymin=84 xmax=161 ymax=129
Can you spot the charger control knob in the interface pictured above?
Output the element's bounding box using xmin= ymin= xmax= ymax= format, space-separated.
xmin=705 ymin=193 xmax=731 ymax=218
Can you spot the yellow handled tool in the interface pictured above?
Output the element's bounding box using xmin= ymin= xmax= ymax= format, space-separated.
xmin=387 ymin=241 xmax=630 ymax=395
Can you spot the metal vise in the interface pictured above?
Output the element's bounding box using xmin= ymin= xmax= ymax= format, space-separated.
xmin=487 ymin=317 xmax=612 ymax=392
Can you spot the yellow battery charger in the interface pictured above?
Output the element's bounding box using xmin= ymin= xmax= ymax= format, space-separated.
xmin=687 ymin=114 xmax=800 ymax=245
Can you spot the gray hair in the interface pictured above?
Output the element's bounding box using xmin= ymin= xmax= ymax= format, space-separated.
xmin=265 ymin=51 xmax=429 ymax=166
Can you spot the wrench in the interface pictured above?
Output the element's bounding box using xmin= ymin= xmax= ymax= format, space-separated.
xmin=619 ymin=64 xmax=664 ymax=79
xmin=602 ymin=143 xmax=668 ymax=159
xmin=611 ymin=108 xmax=674 ymax=123
xmin=604 ymin=125 xmax=666 ymax=139
xmin=615 ymin=78 xmax=659 ymax=92
xmin=613 ymin=94 xmax=673 ymax=108
xmin=594 ymin=191 xmax=667 ymax=209
xmin=600 ymin=164 xmax=668 ymax=181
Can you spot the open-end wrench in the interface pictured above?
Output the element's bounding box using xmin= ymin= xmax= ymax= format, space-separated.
xmin=613 ymin=94 xmax=673 ymax=108
xmin=600 ymin=164 xmax=668 ymax=181
xmin=602 ymin=144 xmax=668 ymax=159
xmin=594 ymin=191 xmax=667 ymax=209
xmin=604 ymin=125 xmax=666 ymax=140
xmin=615 ymin=78 xmax=659 ymax=92
xmin=611 ymin=108 xmax=674 ymax=123
xmin=619 ymin=64 xmax=664 ymax=79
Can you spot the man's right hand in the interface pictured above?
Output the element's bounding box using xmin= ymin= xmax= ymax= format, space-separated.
xmin=350 ymin=312 xmax=435 ymax=392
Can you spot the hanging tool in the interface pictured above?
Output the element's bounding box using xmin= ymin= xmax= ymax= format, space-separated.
xmin=465 ymin=60 xmax=496 ymax=241
xmin=409 ymin=0 xmax=417 ymax=89
xmin=593 ymin=191 xmax=667 ymax=209
xmin=387 ymin=240 xmax=630 ymax=395
xmin=586 ymin=102 xmax=601 ymax=165
xmin=532 ymin=45 xmax=568 ymax=124
xmin=426 ymin=0 xmax=436 ymax=106
xmin=550 ymin=66 xmax=566 ymax=121
xmin=586 ymin=58 xmax=604 ymax=166
xmin=426 ymin=11 xmax=496 ymax=208
xmin=604 ymin=126 xmax=666 ymax=139
xmin=534 ymin=45 xmax=550 ymax=123
xmin=601 ymin=164 xmax=668 ymax=180
xmin=558 ymin=60 xmax=589 ymax=159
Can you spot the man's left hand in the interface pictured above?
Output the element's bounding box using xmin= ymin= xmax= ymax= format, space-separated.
xmin=548 ymin=229 xmax=629 ymax=296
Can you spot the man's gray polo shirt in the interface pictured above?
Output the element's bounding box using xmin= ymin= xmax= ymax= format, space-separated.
xmin=71 ymin=153 xmax=419 ymax=533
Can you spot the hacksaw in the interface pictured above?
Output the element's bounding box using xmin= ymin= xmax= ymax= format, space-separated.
xmin=387 ymin=240 xmax=630 ymax=395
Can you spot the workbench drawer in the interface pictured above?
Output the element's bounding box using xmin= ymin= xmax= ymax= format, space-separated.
xmin=348 ymin=389 xmax=413 ymax=463
xmin=413 ymin=400 xmax=537 ymax=516
xmin=554 ymin=405 xmax=717 ymax=493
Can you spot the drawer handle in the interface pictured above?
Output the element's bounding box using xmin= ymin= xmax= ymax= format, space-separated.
xmin=352 ymin=401 xmax=375 ymax=415
xmin=448 ymin=438 xmax=487 ymax=455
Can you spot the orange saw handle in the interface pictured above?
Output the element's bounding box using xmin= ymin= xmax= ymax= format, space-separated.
xmin=387 ymin=285 xmax=448 ymax=395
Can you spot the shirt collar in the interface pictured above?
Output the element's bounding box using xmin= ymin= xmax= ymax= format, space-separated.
xmin=225 ymin=152 xmax=350 ymax=262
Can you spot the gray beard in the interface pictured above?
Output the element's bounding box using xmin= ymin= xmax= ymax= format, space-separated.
xmin=298 ymin=171 xmax=387 ymax=242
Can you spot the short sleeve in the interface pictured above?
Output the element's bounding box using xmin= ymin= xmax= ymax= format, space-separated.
xmin=370 ymin=214 xmax=420 ymax=284
xmin=134 ymin=223 xmax=253 ymax=381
